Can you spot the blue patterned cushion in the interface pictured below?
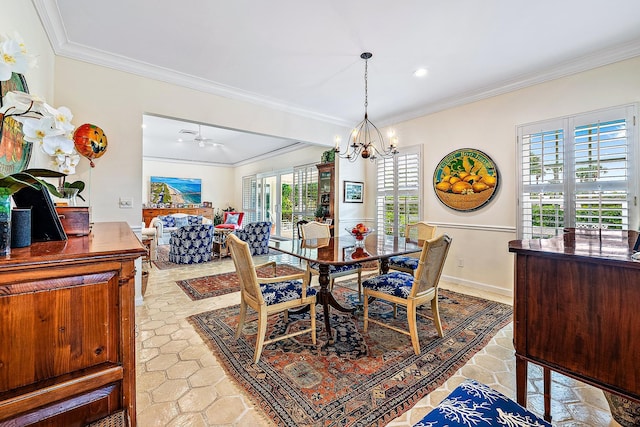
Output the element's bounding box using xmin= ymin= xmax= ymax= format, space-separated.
xmin=309 ymin=262 xmax=362 ymax=275
xmin=259 ymin=280 xmax=317 ymax=305
xmin=413 ymin=379 xmax=551 ymax=426
xmin=159 ymin=215 xmax=175 ymax=227
xmin=235 ymin=222 xmax=272 ymax=255
xmin=168 ymin=224 xmax=214 ymax=264
xmin=188 ymin=215 xmax=203 ymax=225
xmin=362 ymin=271 xmax=414 ymax=298
xmin=388 ymin=255 xmax=418 ymax=271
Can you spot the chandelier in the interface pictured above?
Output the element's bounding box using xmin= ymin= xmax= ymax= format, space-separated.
xmin=334 ymin=52 xmax=398 ymax=162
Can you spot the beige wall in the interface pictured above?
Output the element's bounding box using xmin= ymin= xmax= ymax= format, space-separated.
xmin=393 ymin=57 xmax=640 ymax=296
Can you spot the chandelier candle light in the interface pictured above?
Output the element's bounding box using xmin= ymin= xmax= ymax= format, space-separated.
xmin=334 ymin=52 xmax=399 ymax=162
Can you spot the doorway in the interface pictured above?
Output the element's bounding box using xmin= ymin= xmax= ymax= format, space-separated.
xmin=257 ymin=171 xmax=294 ymax=240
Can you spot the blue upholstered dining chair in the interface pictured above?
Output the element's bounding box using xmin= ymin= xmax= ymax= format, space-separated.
xmin=301 ymin=221 xmax=363 ymax=300
xmin=363 ymin=234 xmax=452 ymax=355
xmin=387 ymin=222 xmax=437 ymax=274
xmin=234 ymin=222 xmax=272 ymax=255
xmin=227 ymin=234 xmax=317 ymax=363
xmin=168 ymin=224 xmax=214 ymax=264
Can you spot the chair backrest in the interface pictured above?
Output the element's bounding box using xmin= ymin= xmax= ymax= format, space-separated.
xmin=411 ymin=234 xmax=452 ymax=298
xmin=405 ymin=222 xmax=437 ymax=247
xmin=222 ymin=211 xmax=245 ymax=228
xmin=300 ymin=221 xmax=330 ymax=239
xmin=227 ymin=233 xmax=264 ymax=305
xmin=295 ymin=220 xmax=309 ymax=239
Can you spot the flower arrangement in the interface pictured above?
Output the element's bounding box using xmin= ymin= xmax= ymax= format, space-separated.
xmin=1 ymin=33 xmax=81 ymax=175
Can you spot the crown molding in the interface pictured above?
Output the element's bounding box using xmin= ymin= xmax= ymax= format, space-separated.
xmin=32 ymin=0 xmax=351 ymax=128
xmin=382 ymin=37 xmax=640 ymax=127
xmin=34 ymin=1 xmax=640 ymax=129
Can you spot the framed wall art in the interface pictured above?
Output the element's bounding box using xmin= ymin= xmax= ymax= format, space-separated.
xmin=344 ymin=181 xmax=364 ymax=203
xmin=433 ymin=148 xmax=499 ymax=212
xmin=150 ymin=176 xmax=202 ymax=205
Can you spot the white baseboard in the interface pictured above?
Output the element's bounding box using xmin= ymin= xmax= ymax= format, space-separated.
xmin=441 ymin=274 xmax=513 ymax=298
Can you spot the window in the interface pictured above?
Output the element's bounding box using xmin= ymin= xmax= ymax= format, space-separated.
xmin=292 ymin=163 xmax=318 ymax=222
xmin=376 ymin=145 xmax=421 ymax=236
xmin=517 ymin=105 xmax=637 ymax=239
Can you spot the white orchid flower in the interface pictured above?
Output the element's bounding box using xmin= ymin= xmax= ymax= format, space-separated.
xmin=52 ymin=106 xmax=74 ymax=133
xmin=0 ymin=91 xmax=47 ymax=116
xmin=41 ymin=133 xmax=75 ymax=157
xmin=55 ymin=153 xmax=81 ymax=174
xmin=22 ymin=117 xmax=57 ymax=143
xmin=0 ymin=39 xmax=29 ymax=81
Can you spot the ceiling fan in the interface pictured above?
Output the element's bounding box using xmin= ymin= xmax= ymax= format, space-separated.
xmin=178 ymin=125 xmax=222 ymax=147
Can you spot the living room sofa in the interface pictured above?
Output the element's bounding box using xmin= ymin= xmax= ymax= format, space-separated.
xmin=150 ymin=213 xmax=213 ymax=244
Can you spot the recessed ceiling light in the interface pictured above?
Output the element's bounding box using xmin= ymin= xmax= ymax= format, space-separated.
xmin=178 ymin=138 xmax=183 ymax=142
xmin=141 ymin=124 xmax=146 ymax=129
xmin=413 ymin=68 xmax=428 ymax=78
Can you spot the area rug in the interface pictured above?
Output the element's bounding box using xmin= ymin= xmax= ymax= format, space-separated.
xmin=188 ymin=285 xmax=513 ymax=427
xmin=176 ymin=264 xmax=305 ymax=300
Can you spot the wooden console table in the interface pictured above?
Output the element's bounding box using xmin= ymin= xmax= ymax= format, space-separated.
xmin=508 ymin=228 xmax=640 ymax=421
xmin=142 ymin=206 xmax=213 ymax=227
xmin=0 ymin=222 xmax=146 ymax=426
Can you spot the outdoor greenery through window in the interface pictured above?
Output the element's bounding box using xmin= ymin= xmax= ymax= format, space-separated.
xmin=376 ymin=146 xmax=421 ymax=236
xmin=517 ymin=104 xmax=637 ymax=239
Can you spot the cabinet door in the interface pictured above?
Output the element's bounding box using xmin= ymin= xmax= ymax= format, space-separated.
xmin=0 ymin=270 xmax=120 ymax=392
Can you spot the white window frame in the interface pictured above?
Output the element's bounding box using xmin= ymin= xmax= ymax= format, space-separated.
xmin=516 ymin=104 xmax=637 ymax=239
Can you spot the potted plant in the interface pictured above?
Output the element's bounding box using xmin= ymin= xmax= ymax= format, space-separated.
xmin=314 ymin=206 xmax=325 ymax=222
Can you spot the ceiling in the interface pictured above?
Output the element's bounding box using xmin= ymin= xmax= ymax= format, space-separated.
xmin=34 ymin=0 xmax=640 ymax=165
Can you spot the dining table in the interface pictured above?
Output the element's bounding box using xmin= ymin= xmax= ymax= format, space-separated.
xmin=269 ymin=233 xmax=421 ymax=343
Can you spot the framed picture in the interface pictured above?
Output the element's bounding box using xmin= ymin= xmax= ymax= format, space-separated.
xmin=433 ymin=148 xmax=499 ymax=212
xmin=324 ymin=218 xmax=333 ymax=225
xmin=344 ymin=181 xmax=364 ymax=203
xmin=150 ymin=176 xmax=202 ymax=205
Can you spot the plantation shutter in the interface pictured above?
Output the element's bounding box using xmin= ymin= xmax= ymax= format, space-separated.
xmin=571 ymin=111 xmax=631 ymax=230
xmin=376 ymin=146 xmax=422 ymax=236
xmin=518 ymin=120 xmax=566 ymax=239
xmin=242 ymin=175 xmax=257 ymax=223
xmin=292 ymin=163 xmax=318 ymax=224
xmin=517 ymin=104 xmax=636 ymax=239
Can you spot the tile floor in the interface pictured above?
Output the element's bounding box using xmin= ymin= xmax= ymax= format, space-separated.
xmin=135 ymin=253 xmax=619 ymax=426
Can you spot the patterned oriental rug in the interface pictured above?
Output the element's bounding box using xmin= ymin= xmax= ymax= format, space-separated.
xmin=188 ymin=285 xmax=513 ymax=427
xmin=176 ymin=264 xmax=305 ymax=300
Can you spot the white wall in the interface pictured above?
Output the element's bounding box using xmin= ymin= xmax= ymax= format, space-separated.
xmin=52 ymin=57 xmax=344 ymax=227
xmin=142 ymin=159 xmax=235 ymax=215
xmin=393 ymin=57 xmax=640 ymax=296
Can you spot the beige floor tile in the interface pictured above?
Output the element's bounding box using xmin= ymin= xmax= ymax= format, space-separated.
xmin=136 ymin=255 xmax=615 ymax=426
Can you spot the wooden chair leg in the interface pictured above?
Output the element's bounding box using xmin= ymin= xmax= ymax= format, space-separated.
xmin=254 ymin=310 xmax=268 ymax=363
xmin=310 ymin=303 xmax=317 ymax=345
xmin=407 ymin=301 xmax=420 ymax=355
xmin=357 ymin=270 xmax=362 ymax=301
xmin=363 ymin=292 xmax=370 ymax=331
xmin=235 ymin=300 xmax=247 ymax=339
xmin=431 ymin=297 xmax=444 ymax=337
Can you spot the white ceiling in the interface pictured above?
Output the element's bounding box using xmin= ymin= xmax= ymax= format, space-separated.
xmin=34 ymin=0 xmax=640 ymax=165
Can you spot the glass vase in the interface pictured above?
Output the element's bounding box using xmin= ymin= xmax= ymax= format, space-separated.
xmin=0 ymin=190 xmax=11 ymax=255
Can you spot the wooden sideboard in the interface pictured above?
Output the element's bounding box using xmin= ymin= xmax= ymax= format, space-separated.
xmin=508 ymin=228 xmax=640 ymax=420
xmin=0 ymin=222 xmax=146 ymax=426
xmin=142 ymin=207 xmax=214 ymax=227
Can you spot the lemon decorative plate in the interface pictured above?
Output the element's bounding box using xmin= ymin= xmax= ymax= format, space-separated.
xmin=433 ymin=148 xmax=499 ymax=212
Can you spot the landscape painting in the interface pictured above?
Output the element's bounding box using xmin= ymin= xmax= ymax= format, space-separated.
xmin=150 ymin=176 xmax=202 ymax=205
